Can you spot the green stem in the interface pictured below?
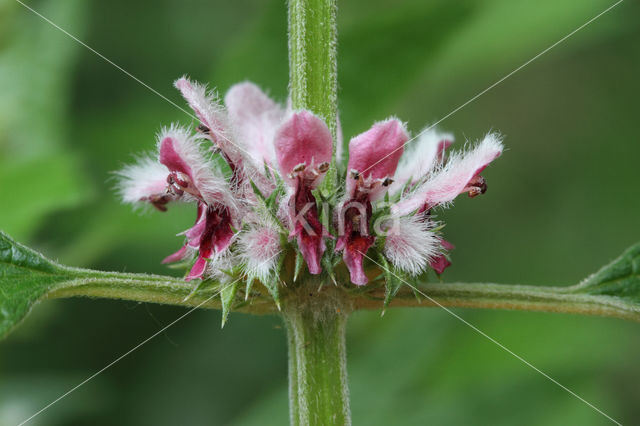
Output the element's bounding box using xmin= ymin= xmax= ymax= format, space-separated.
xmin=283 ymin=296 xmax=351 ymax=426
xmin=356 ymin=282 xmax=640 ymax=322
xmin=288 ymin=0 xmax=338 ymax=192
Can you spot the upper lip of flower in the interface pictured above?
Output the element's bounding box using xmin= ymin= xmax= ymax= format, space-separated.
xmin=117 ymin=77 xmax=504 ymax=287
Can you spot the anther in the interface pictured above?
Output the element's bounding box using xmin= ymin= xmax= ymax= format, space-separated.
xmin=197 ymin=124 xmax=211 ymax=134
xmin=317 ymin=162 xmax=330 ymax=173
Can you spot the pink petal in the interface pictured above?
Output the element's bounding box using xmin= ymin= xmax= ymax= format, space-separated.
xmin=440 ymin=239 xmax=455 ymax=251
xmin=162 ymin=244 xmax=189 ymax=264
xmin=182 ymin=203 xmax=206 ymax=248
xmin=174 ymin=77 xmax=226 ymax=143
xmin=185 ymin=219 xmax=206 ymax=247
xmin=341 ymin=235 xmax=374 ymax=286
xmin=157 ymin=126 xmax=234 ymax=207
xmin=430 ymin=255 xmax=451 ymax=275
xmin=390 ymin=128 xmax=453 ymax=194
xmin=274 ymin=111 xmax=332 ymax=186
xmin=186 ymin=256 xmax=208 ymax=281
xmin=346 ymin=119 xmax=408 ymax=197
xmin=429 ymin=239 xmax=454 ymax=275
xmin=297 ymin=227 xmax=325 ymax=275
xmin=196 ymin=206 xmax=235 ymax=261
xmin=225 ymin=82 xmax=284 ymax=168
xmin=392 ymin=133 xmax=503 ymax=215
xmin=116 ymin=157 xmax=173 ymax=210
xmin=159 ymin=134 xmax=193 ymax=178
xmin=336 ymin=201 xmax=375 ymax=285
xmin=290 ymin=182 xmax=327 ymax=275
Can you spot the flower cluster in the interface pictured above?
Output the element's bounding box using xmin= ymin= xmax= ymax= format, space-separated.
xmin=118 ymin=77 xmax=503 ymax=306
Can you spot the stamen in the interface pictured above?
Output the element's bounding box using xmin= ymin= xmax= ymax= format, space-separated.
xmin=197 ymin=124 xmax=211 ymax=134
xmin=466 ymin=175 xmax=487 ymax=198
xmin=292 ymin=163 xmax=307 ymax=173
xmin=317 ymin=162 xmax=330 ymax=173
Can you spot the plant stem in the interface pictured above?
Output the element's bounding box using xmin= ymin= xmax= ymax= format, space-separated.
xmin=287 ymin=2 xmax=346 ymax=423
xmin=288 ymin=0 xmax=338 ymax=192
xmin=283 ymin=298 xmax=351 ymax=425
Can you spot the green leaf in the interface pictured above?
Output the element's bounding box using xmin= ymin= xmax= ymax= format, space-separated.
xmin=220 ymin=281 xmax=239 ymax=328
xmin=357 ymin=243 xmax=640 ymax=322
xmin=0 ymin=231 xmax=278 ymax=340
xmin=571 ymin=242 xmax=640 ymax=303
xmin=0 ymin=230 xmax=74 ymax=338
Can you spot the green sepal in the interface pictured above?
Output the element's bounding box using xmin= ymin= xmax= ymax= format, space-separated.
xmin=266 ymin=184 xmax=284 ymax=210
xmin=262 ymin=277 xmax=281 ymax=311
xmin=244 ymin=276 xmax=255 ymax=301
xmin=322 ymin=253 xmax=337 ymax=286
xmin=380 ymin=255 xmax=403 ymax=316
xmin=220 ymin=281 xmax=240 ymax=328
xmin=293 ymin=250 xmax=305 ymax=282
xmin=263 ymin=161 xmax=273 ymax=181
xmin=249 ymin=179 xmax=287 ymax=234
xmin=183 ymin=278 xmax=213 ymax=302
xmin=264 ymin=252 xmax=287 ymax=310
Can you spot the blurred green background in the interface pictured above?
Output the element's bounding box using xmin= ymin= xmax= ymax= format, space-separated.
xmin=1 ymin=0 xmax=639 ymax=424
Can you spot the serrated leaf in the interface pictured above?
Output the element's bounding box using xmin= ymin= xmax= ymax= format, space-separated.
xmin=0 ymin=231 xmax=258 ymax=341
xmin=572 ymin=242 xmax=640 ymax=303
xmin=0 ymin=231 xmax=75 ymax=338
xmin=220 ymin=281 xmax=239 ymax=327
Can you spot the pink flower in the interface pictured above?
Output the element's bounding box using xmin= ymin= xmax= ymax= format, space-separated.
xmin=337 ymin=119 xmax=408 ymax=285
xmin=383 ymin=214 xmax=439 ymax=276
xmin=118 ymin=76 xmax=505 ymax=301
xmin=389 ymin=127 xmax=453 ymax=195
xmin=429 ymin=239 xmax=455 ymax=275
xmin=117 ymin=157 xmax=179 ymax=211
xmin=225 ymin=82 xmax=285 ymax=169
xmin=274 ymin=111 xmax=332 ymax=274
xmin=392 ymin=133 xmax=503 ymax=216
xmin=124 ymin=126 xmax=238 ymax=281
xmin=387 ymin=133 xmax=502 ymax=275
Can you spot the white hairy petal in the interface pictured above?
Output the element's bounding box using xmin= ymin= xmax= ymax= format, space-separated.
xmin=393 ymin=133 xmax=503 ymax=215
xmin=383 ymin=215 xmax=439 ymax=276
xmin=116 ymin=157 xmax=169 ymax=204
xmin=390 ymin=127 xmax=453 ymax=194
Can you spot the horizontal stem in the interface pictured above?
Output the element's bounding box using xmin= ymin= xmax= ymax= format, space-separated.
xmin=49 ymin=273 xmax=640 ymax=322
xmin=356 ymin=282 xmax=640 ymax=321
xmin=47 ymin=273 xmax=276 ymax=315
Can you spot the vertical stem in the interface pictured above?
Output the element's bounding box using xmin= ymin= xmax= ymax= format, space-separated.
xmin=288 ymin=0 xmax=338 ymax=193
xmin=283 ymin=305 xmax=351 ymax=425
xmin=287 ymin=2 xmax=346 ymax=423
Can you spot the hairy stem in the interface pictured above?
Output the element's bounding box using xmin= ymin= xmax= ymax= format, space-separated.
xmin=283 ymin=290 xmax=351 ymax=425
xmin=359 ymin=282 xmax=640 ymax=321
xmin=288 ymin=0 xmax=338 ymax=192
xmin=47 ymin=276 xmax=640 ymax=321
